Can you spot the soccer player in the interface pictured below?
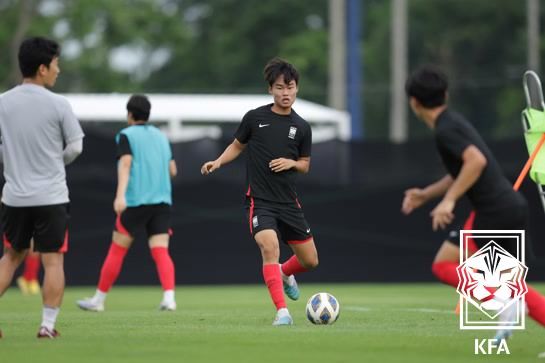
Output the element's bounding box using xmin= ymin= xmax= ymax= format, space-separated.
xmin=0 ymin=37 xmax=84 ymax=338
xmin=77 ymin=94 xmax=177 ymax=312
xmin=200 ymin=58 xmax=318 ymax=325
xmin=16 ymin=250 xmax=41 ymax=295
xmin=402 ymin=65 xmax=545 ymax=339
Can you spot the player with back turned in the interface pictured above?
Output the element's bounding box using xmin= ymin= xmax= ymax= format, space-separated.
xmin=402 ymin=65 xmax=545 ymax=340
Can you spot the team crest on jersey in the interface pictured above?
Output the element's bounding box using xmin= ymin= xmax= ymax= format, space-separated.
xmin=288 ymin=126 xmax=297 ymax=139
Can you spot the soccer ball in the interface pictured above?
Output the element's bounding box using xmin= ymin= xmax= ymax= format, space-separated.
xmin=305 ymin=292 xmax=340 ymax=325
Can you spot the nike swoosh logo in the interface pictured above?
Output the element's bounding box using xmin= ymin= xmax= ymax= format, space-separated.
xmin=259 ymin=123 xmax=270 ymax=128
xmin=306 ymin=228 xmax=311 ymax=233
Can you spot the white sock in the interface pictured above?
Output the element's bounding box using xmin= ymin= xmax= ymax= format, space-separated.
xmin=163 ymin=290 xmax=175 ymax=303
xmin=94 ymin=290 xmax=107 ymax=304
xmin=279 ymin=264 xmax=289 ymax=282
xmin=41 ymin=306 xmax=60 ymax=330
xmin=277 ymin=307 xmax=290 ymax=316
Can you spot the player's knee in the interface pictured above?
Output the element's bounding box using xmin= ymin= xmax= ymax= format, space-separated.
xmin=301 ymin=255 xmax=319 ymax=270
xmin=259 ymin=244 xmax=279 ymax=259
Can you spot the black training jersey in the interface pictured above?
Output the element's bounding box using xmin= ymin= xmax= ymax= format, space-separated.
xmin=234 ymin=104 xmax=312 ymax=203
xmin=434 ymin=109 xmax=518 ymax=212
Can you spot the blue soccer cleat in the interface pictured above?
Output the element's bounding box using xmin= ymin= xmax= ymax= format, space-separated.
xmin=272 ymin=309 xmax=293 ymax=326
xmin=494 ymin=328 xmax=513 ymax=342
xmin=283 ymin=275 xmax=300 ymax=301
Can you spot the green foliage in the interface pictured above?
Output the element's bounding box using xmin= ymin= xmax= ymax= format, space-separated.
xmin=0 ymin=0 xmax=542 ymax=140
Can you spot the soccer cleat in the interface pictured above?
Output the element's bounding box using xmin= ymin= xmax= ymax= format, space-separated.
xmin=28 ymin=280 xmax=41 ymax=295
xmin=37 ymin=326 xmax=60 ymax=339
xmin=76 ymin=298 xmax=105 ymax=312
xmin=272 ymin=309 xmax=293 ymax=326
xmin=16 ymin=277 xmax=30 ymax=295
xmin=494 ymin=328 xmax=513 ymax=342
xmin=159 ymin=300 xmax=177 ymax=311
xmin=283 ymin=275 xmax=300 ymax=301
xmin=493 ymin=298 xmax=517 ymax=342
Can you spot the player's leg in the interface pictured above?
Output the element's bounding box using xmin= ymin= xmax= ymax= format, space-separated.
xmin=0 ymin=203 xmax=33 ymax=337
xmin=149 ymin=234 xmax=176 ymax=310
xmin=39 ymin=252 xmax=64 ymax=338
xmin=17 ymin=242 xmax=41 ymax=295
xmin=431 ymin=240 xmax=460 ymax=287
xmin=0 ymin=247 xmax=27 ymax=296
xmin=254 ymin=228 xmax=292 ymax=325
xmin=32 ymin=203 xmax=70 ymax=338
xmin=146 ymin=204 xmax=176 ymax=310
xmin=0 ymin=203 xmax=33 ymax=296
xmin=78 ymin=230 xmax=133 ymax=312
xmin=0 ymin=247 xmax=27 ymax=339
xmin=431 ymin=212 xmax=478 ymax=287
xmin=280 ymin=238 xmax=319 ymax=301
xmin=279 ymin=206 xmax=318 ymax=300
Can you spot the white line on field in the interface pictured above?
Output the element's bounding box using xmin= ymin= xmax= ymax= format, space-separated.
xmin=344 ymin=306 xmax=454 ymax=314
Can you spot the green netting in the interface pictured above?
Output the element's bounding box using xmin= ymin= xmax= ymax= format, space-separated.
xmin=523 ymin=108 xmax=545 ymax=184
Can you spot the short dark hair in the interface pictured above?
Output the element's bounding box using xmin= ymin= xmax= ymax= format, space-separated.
xmin=18 ymin=37 xmax=61 ymax=78
xmin=127 ymin=94 xmax=151 ymax=121
xmin=263 ymin=57 xmax=299 ymax=87
xmin=405 ymin=65 xmax=448 ymax=108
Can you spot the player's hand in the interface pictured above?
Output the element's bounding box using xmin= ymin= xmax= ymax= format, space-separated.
xmin=269 ymin=158 xmax=296 ymax=173
xmin=201 ymin=160 xmax=221 ymax=175
xmin=401 ymin=188 xmax=428 ymax=215
xmin=114 ymin=196 xmax=127 ymax=215
xmin=430 ymin=198 xmax=455 ymax=231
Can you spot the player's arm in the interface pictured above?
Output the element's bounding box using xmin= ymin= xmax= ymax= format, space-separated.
xmin=113 ymin=134 xmax=132 ymax=214
xmin=431 ymin=145 xmax=487 ymax=230
xmin=402 ymin=175 xmax=453 ymax=215
xmin=443 ymin=145 xmax=487 ymax=202
xmin=269 ymin=156 xmax=310 ymax=174
xmin=201 ymin=139 xmax=246 ymax=175
xmin=169 ymin=159 xmax=178 ymax=178
xmin=423 ymin=174 xmax=453 ymax=199
xmin=114 ymin=154 xmax=132 ymax=214
xmin=63 ymin=138 xmax=83 ymax=165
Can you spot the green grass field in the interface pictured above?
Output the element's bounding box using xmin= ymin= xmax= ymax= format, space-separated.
xmin=1 ymin=283 xmax=544 ymax=363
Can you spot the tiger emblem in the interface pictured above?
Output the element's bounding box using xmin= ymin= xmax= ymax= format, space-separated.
xmin=457 ymin=241 xmax=528 ymax=319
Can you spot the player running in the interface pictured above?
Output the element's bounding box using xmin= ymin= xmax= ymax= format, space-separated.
xmin=0 ymin=37 xmax=84 ymax=338
xmin=201 ymin=58 xmax=319 ymax=326
xmin=77 ymin=94 xmax=178 ymax=312
xmin=402 ymin=65 xmax=545 ymax=339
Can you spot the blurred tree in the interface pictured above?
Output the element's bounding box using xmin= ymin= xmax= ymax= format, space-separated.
xmin=0 ymin=0 xmax=541 ymax=140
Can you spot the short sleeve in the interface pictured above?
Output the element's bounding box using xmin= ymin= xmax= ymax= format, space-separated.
xmin=435 ymin=126 xmax=471 ymax=158
xmin=60 ymin=98 xmax=84 ymax=144
xmin=116 ymin=133 xmax=132 ymax=158
xmin=234 ymin=111 xmax=253 ymax=144
xmin=299 ymin=123 xmax=312 ymax=157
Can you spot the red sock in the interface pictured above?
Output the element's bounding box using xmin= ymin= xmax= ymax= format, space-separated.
xmin=97 ymin=243 xmax=128 ymax=293
xmin=150 ymin=247 xmax=175 ymax=290
xmin=23 ymin=254 xmax=41 ymax=281
xmin=431 ymin=261 xmax=459 ymax=288
xmin=281 ymin=255 xmax=307 ymax=276
xmin=526 ymin=285 xmax=545 ymax=327
xmin=262 ymin=264 xmax=286 ymax=310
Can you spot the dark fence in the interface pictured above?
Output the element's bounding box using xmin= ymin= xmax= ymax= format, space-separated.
xmin=16 ymin=126 xmax=545 ymax=285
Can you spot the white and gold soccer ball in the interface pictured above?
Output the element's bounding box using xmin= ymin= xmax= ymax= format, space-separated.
xmin=305 ymin=292 xmax=340 ymax=325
